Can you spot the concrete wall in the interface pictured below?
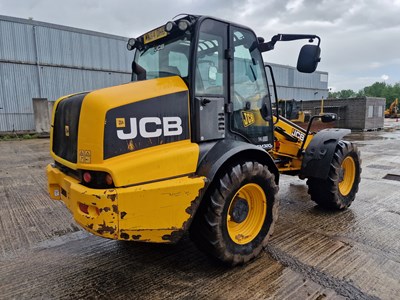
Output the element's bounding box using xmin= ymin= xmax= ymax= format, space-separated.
xmin=301 ymin=97 xmax=385 ymax=130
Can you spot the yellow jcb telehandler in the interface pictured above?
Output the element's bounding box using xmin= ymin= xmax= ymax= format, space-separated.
xmin=277 ymin=99 xmax=310 ymax=123
xmin=47 ymin=14 xmax=361 ymax=266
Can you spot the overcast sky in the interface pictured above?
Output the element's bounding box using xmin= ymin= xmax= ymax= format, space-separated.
xmin=1 ymin=0 xmax=399 ymax=91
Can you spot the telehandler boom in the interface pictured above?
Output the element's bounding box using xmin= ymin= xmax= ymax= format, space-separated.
xmin=47 ymin=15 xmax=361 ymax=265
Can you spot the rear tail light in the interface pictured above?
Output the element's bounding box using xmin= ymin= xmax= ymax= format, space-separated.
xmin=105 ymin=174 xmax=113 ymax=186
xmin=83 ymin=172 xmax=92 ymax=183
xmin=79 ymin=202 xmax=89 ymax=214
xmin=78 ymin=202 xmax=100 ymax=216
xmin=275 ymin=140 xmax=281 ymax=152
xmin=80 ymin=171 xmax=114 ymax=189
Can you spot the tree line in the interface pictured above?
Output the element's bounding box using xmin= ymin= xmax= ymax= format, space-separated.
xmin=328 ymin=82 xmax=400 ymax=107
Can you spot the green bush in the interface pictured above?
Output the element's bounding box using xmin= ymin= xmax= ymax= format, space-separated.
xmin=0 ymin=135 xmax=12 ymax=141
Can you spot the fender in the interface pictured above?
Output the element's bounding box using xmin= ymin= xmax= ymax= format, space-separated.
xmin=197 ymin=139 xmax=279 ymax=186
xmin=300 ymin=128 xmax=351 ymax=180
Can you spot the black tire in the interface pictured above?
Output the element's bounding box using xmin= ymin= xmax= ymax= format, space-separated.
xmin=307 ymin=141 xmax=361 ymax=210
xmin=190 ymin=161 xmax=279 ymax=266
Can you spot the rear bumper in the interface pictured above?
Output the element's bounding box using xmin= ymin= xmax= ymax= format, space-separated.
xmin=47 ymin=164 xmax=206 ymax=243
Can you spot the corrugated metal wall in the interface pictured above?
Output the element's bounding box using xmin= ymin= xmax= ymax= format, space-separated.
xmin=266 ymin=63 xmax=329 ymax=102
xmin=0 ymin=15 xmax=132 ymax=132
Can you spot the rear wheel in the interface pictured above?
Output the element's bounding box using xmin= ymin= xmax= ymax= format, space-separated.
xmin=190 ymin=161 xmax=279 ymax=266
xmin=307 ymin=141 xmax=361 ymax=210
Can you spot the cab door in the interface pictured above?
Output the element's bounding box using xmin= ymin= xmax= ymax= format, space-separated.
xmin=192 ymin=18 xmax=228 ymax=142
xmin=229 ymin=26 xmax=274 ymax=150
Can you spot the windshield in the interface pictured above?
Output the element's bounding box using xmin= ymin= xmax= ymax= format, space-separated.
xmin=132 ymin=34 xmax=191 ymax=81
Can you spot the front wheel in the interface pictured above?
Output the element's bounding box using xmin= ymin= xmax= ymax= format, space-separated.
xmin=190 ymin=161 xmax=279 ymax=266
xmin=307 ymin=141 xmax=361 ymax=210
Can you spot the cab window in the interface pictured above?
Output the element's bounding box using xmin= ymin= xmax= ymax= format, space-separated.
xmin=231 ymin=27 xmax=272 ymax=145
xmin=133 ymin=35 xmax=190 ymax=80
xmin=195 ymin=19 xmax=227 ymax=96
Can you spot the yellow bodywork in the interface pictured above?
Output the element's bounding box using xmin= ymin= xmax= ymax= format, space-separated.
xmin=50 ymin=76 xmax=191 ymax=170
xmin=47 ymin=77 xmax=206 ymax=243
xmin=47 ymin=164 xmax=205 ymax=242
xmin=271 ymin=115 xmax=313 ymax=173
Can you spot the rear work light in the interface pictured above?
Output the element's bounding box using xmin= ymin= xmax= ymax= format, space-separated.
xmin=80 ymin=170 xmax=115 ymax=189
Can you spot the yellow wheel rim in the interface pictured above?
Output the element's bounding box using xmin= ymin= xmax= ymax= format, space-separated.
xmin=338 ymin=156 xmax=356 ymax=196
xmin=227 ymin=183 xmax=267 ymax=245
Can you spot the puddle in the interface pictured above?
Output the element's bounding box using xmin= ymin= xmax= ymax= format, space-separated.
xmin=346 ymin=131 xmax=400 ymax=142
xmin=383 ymin=174 xmax=400 ymax=182
xmin=367 ymin=164 xmax=395 ymax=170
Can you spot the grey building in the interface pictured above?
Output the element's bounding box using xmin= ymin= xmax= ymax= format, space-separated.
xmin=0 ymin=15 xmax=132 ymax=133
xmin=265 ymin=62 xmax=329 ymax=101
xmin=301 ymin=97 xmax=385 ymax=131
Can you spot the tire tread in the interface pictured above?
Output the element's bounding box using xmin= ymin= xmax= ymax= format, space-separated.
xmin=307 ymin=141 xmax=361 ymax=210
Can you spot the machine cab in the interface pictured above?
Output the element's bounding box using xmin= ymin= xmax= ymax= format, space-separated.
xmin=129 ymin=15 xmax=274 ymax=149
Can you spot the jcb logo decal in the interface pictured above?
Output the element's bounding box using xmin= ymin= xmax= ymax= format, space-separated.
xmin=291 ymin=128 xmax=305 ymax=141
xmin=116 ymin=117 xmax=183 ymax=140
xmin=116 ymin=118 xmax=126 ymax=128
xmin=241 ymin=111 xmax=255 ymax=127
xmin=104 ymin=91 xmax=189 ymax=159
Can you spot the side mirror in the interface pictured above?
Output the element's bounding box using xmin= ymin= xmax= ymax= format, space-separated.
xmin=208 ymin=66 xmax=218 ymax=82
xmin=320 ymin=113 xmax=337 ymax=123
xmin=297 ymin=44 xmax=321 ymax=73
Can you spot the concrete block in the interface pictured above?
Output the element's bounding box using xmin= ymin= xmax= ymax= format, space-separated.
xmin=32 ymin=98 xmax=50 ymax=133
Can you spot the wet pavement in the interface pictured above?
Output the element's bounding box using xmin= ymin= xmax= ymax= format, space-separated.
xmin=1 ymin=128 xmax=399 ymax=299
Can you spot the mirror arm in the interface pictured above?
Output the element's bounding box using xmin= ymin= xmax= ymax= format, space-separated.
xmin=259 ymin=34 xmax=321 ymax=53
xmin=271 ymin=34 xmax=320 ymax=46
xmin=259 ymin=41 xmax=275 ymax=52
xmin=297 ymin=112 xmax=337 ymax=156
xmin=298 ymin=115 xmax=320 ymax=156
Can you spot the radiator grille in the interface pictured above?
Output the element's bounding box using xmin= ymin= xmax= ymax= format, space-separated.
xmin=52 ymin=93 xmax=87 ymax=163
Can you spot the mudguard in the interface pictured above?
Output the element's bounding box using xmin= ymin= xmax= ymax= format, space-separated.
xmin=300 ymin=128 xmax=351 ymax=180
xmin=197 ymin=139 xmax=279 ymax=186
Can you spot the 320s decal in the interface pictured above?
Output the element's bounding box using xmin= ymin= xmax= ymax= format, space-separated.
xmin=104 ymin=91 xmax=189 ymax=159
